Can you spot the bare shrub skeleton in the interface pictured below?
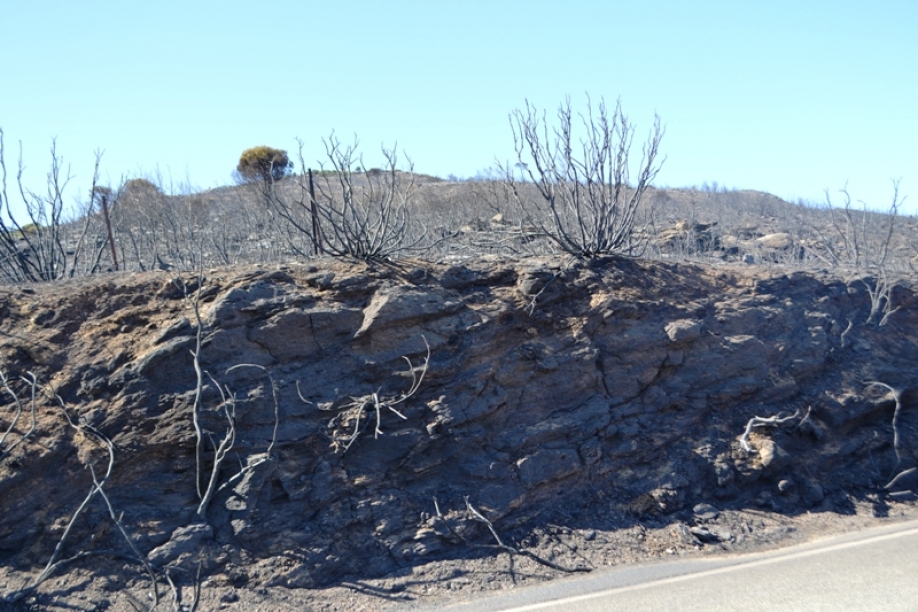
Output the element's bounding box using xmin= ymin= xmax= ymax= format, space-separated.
xmin=502 ymin=97 xmax=664 ymax=258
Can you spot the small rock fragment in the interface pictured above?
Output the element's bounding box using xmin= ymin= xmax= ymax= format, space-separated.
xmin=147 ymin=523 xmax=213 ymax=565
xmin=689 ymin=526 xmax=721 ymax=543
xmin=803 ymin=481 xmax=825 ymax=504
xmin=665 ymin=319 xmax=703 ymax=342
xmin=693 ymin=503 xmax=720 ymax=521
xmin=673 ymin=523 xmax=698 ymax=545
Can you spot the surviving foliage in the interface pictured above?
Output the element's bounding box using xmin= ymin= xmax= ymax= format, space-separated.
xmin=235 ymin=146 xmax=293 ymax=184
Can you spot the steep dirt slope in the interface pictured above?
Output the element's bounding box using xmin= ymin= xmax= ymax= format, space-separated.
xmin=1 ymin=256 xmax=917 ymax=610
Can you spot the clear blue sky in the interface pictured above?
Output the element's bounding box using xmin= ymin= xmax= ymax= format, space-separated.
xmin=2 ymin=0 xmax=916 ymax=218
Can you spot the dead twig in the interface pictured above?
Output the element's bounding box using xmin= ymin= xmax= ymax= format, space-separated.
xmin=196 ymin=373 xmax=236 ymax=520
xmin=190 ymin=562 xmax=202 ymax=612
xmin=174 ymin=274 xmax=207 ymax=503
xmin=164 ymin=568 xmax=180 ymax=612
xmin=87 ymin=435 xmax=159 ymax=607
xmin=225 ymin=363 xmax=280 ymax=457
xmin=3 ymin=382 xmax=160 ymax=607
xmin=0 ymin=371 xmax=40 ymax=457
xmin=177 ymin=276 xmax=278 ymax=519
xmin=862 ymin=270 xmax=901 ymax=326
xmin=300 ymin=337 xmax=430 ymax=454
xmin=0 ymin=369 xmax=23 ymax=450
xmin=27 ymin=392 xmax=114 ymax=595
xmin=161 ymin=562 xmax=202 ymax=612
xmin=432 ymin=497 xmax=591 ymax=574
xmin=839 ymin=318 xmax=854 ymax=348
xmin=865 ymin=381 xmax=906 ymax=481
xmin=739 ymin=409 xmax=801 ymax=453
xmin=524 ymin=256 xmax=577 ymax=316
xmin=213 ymin=364 xmax=281 ymax=498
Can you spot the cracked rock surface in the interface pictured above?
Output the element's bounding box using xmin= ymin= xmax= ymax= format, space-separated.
xmin=1 ymin=255 xmax=917 ymax=610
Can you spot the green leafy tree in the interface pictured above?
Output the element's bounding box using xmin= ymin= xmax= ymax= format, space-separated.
xmin=235 ymin=146 xmax=294 ymax=184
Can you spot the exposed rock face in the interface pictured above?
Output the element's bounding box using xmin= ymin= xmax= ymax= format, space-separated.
xmin=756 ymin=232 xmax=795 ymax=250
xmin=656 ymin=220 xmax=721 ymax=253
xmin=1 ymin=256 xmax=916 ymax=589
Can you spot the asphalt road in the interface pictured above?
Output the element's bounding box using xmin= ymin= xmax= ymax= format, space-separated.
xmin=437 ymin=519 xmax=918 ymax=611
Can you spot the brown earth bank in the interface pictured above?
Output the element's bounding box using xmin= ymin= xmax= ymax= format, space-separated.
xmin=1 ymin=255 xmax=917 ymax=611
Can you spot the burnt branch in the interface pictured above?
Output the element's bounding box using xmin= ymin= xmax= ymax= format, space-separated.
xmin=432 ymin=497 xmax=592 ymax=574
xmin=739 ymin=409 xmax=802 ymax=453
xmin=299 ymin=337 xmax=430 ymax=454
xmin=865 ymin=381 xmax=907 ymax=479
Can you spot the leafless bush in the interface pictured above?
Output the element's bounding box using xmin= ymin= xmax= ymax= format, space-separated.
xmin=88 ymin=171 xmax=284 ymax=274
xmin=501 ymin=97 xmax=664 ymax=258
xmin=0 ymin=131 xmax=108 ymax=282
xmin=646 ymin=187 xmax=821 ymax=265
xmin=862 ymin=270 xmax=901 ymax=326
xmin=801 ymin=182 xmax=905 ymax=271
xmin=802 ymin=182 xmax=909 ymax=326
xmin=315 ymin=135 xmax=422 ymax=259
xmin=247 ymin=151 xmax=322 ymax=259
xmin=117 ymin=176 xmax=217 ymax=270
xmin=262 ymin=135 xmax=421 ymax=261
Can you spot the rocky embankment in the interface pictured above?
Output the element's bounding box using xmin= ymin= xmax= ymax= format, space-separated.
xmin=0 ymin=256 xmax=916 ymax=607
